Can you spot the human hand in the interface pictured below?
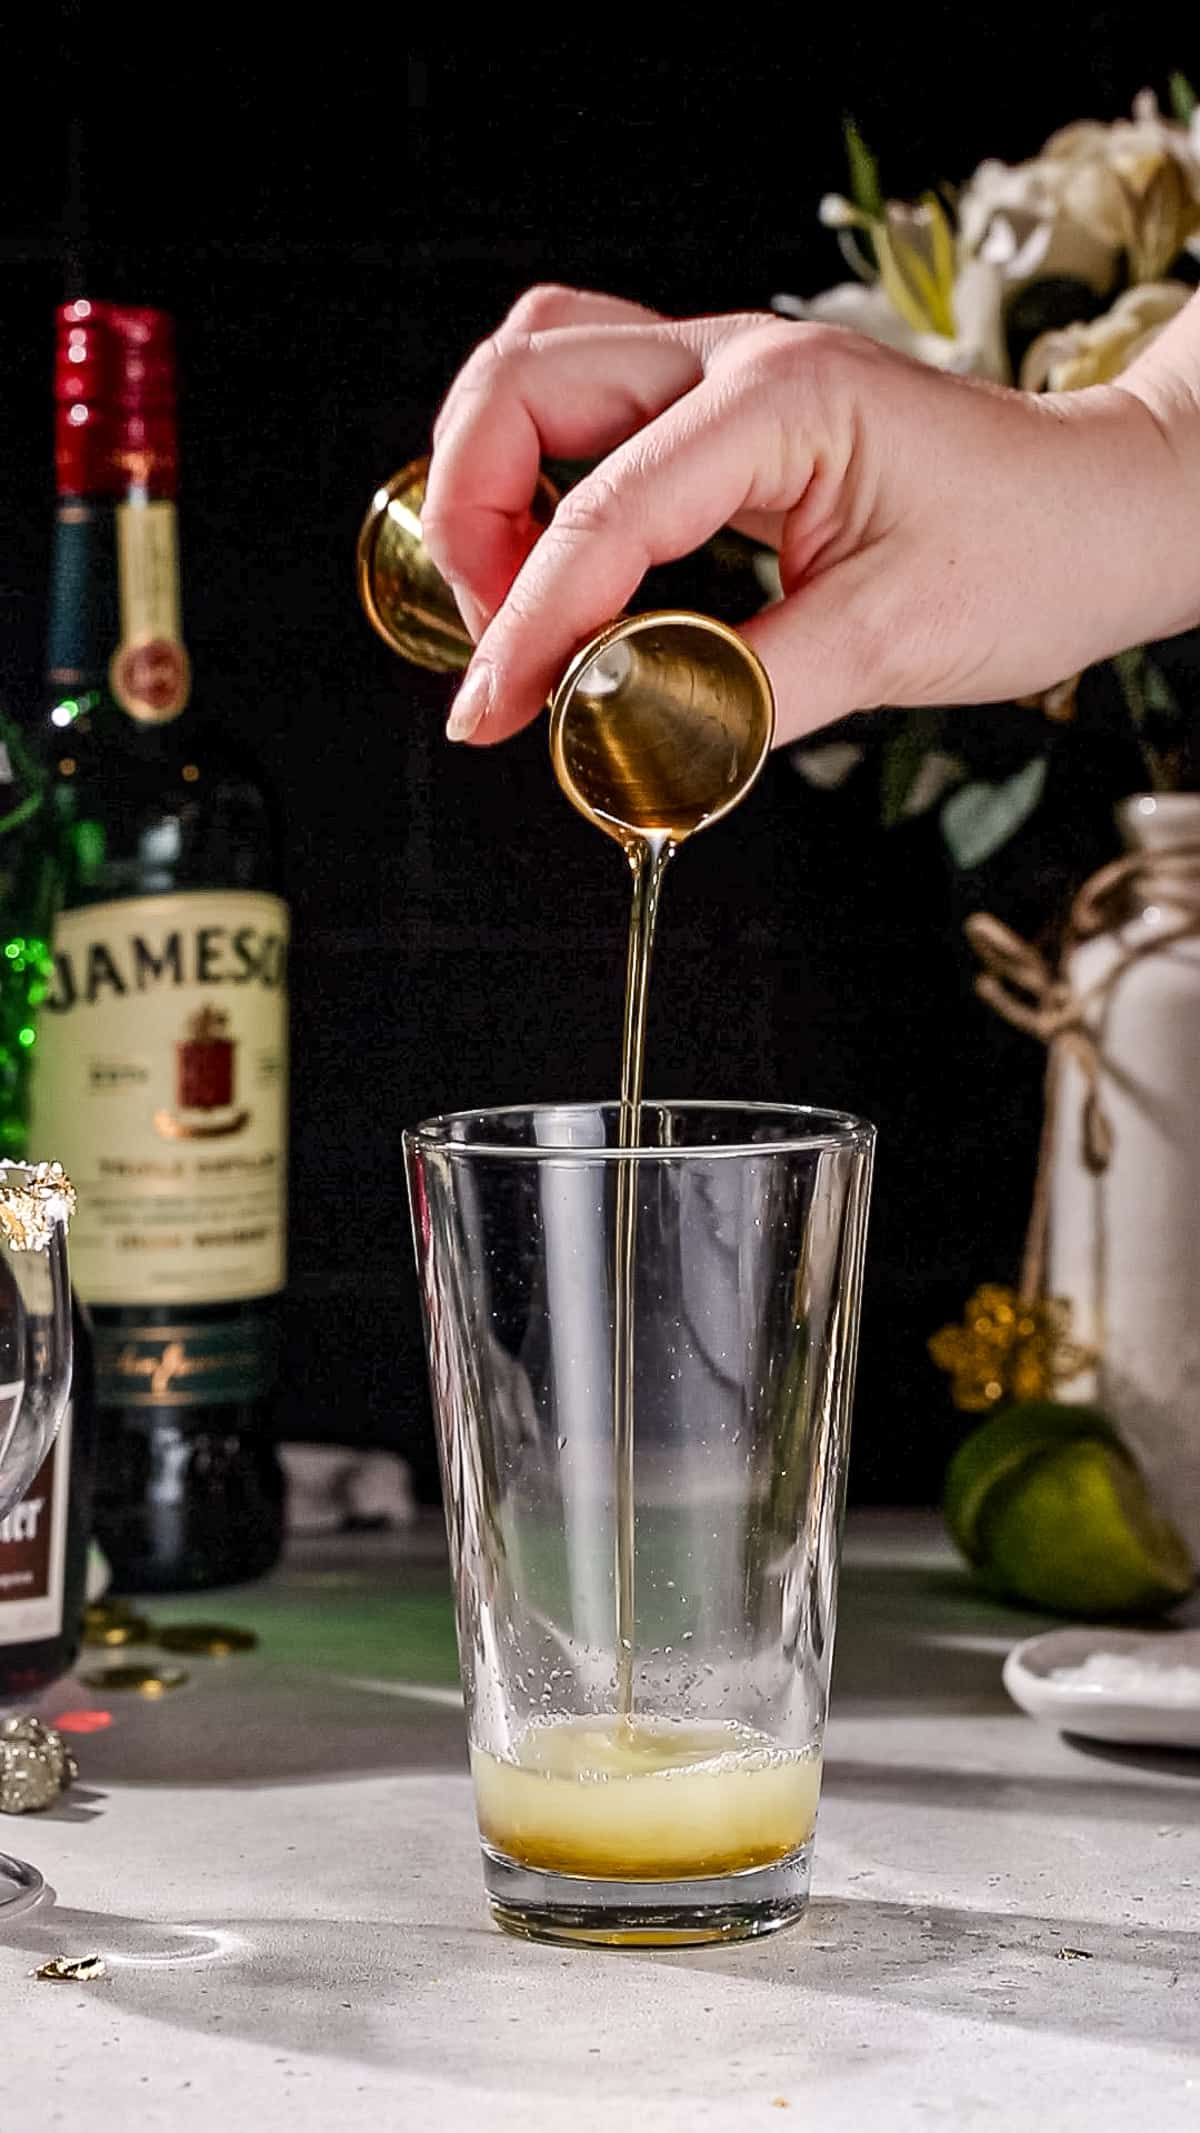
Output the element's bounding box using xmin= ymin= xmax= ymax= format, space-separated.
xmin=423 ymin=283 xmax=1196 ymax=747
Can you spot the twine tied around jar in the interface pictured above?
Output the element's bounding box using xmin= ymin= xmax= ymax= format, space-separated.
xmin=965 ymin=840 xmax=1200 ymax=1305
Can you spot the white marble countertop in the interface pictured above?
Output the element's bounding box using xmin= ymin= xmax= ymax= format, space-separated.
xmin=6 ymin=1511 xmax=1200 ymax=2131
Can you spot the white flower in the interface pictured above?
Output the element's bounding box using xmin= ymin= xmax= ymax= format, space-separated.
xmin=962 ymin=90 xmax=1200 ymax=295
xmin=956 ymin=153 xmax=1120 ymax=295
xmin=1021 ymin=279 xmax=1193 ymax=391
xmin=774 ymin=93 xmax=1200 ymax=403
xmin=775 ymin=271 xmax=1008 ymax=379
xmin=780 ymin=158 xmax=1023 ymax=382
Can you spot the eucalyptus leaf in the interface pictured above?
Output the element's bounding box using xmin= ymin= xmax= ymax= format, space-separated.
xmin=792 ymin=741 xmax=864 ymax=790
xmin=1109 ymin=646 xmax=1176 ymax=790
xmin=844 ymin=115 xmax=884 ymax=221
xmin=1112 ymin=646 xmax=1148 ymax=725
xmin=1170 ymin=71 xmax=1197 ymax=125
xmin=1144 ymin=657 xmax=1182 ymax=717
xmin=880 ymin=712 xmax=947 ymax=824
xmin=940 ymin=756 xmax=1048 ymax=869
xmin=902 ymin=751 xmax=967 ymax=818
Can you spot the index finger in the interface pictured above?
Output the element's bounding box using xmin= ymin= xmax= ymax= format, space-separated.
xmin=430 ymin=285 xmax=667 ymax=452
xmin=450 ymin=374 xmax=796 ymax=745
xmin=423 ymin=322 xmax=708 ymax=625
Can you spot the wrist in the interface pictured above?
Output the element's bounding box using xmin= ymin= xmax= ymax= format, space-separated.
xmin=1045 ymin=377 xmax=1200 ymax=659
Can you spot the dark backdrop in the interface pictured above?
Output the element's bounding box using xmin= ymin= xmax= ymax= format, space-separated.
xmin=0 ymin=20 xmax=1182 ymax=1500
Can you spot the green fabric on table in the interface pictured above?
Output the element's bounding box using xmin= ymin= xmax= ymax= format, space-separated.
xmin=147 ymin=1556 xmax=462 ymax=1687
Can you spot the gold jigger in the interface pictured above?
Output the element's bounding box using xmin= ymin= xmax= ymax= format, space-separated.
xmin=357 ymin=456 xmax=559 ymax=672
xmin=356 ymin=456 xmax=775 ymax=844
xmin=548 ymin=614 xmax=773 ymax=848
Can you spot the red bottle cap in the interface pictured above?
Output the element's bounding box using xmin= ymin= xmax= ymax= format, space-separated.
xmin=53 ymin=300 xmax=115 ymax=496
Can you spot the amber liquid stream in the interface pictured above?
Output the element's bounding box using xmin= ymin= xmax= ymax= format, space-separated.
xmin=612 ymin=828 xmax=672 ymax=1719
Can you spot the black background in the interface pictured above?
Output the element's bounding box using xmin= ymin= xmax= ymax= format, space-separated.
xmin=0 ymin=17 xmax=1184 ymax=1500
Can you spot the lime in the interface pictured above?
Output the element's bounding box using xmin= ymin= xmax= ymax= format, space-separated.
xmin=981 ymin=1438 xmax=1194 ymax=1618
xmin=944 ymin=1401 xmax=1119 ymax=1564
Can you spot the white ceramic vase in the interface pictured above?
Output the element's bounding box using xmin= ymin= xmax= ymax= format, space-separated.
xmin=1049 ymin=792 xmax=1200 ymax=1554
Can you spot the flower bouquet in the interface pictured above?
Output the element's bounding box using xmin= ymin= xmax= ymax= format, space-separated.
xmin=775 ymin=78 xmax=1200 ymax=869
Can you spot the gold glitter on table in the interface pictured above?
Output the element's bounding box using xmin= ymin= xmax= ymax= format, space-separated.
xmin=82 ymin=1604 xmax=152 ymax=1649
xmin=79 ymin=1663 xmax=190 ymax=1697
xmin=156 ymin=1622 xmax=258 ymax=1656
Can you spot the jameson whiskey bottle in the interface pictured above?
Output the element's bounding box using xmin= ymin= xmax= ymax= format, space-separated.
xmin=0 ymin=307 xmax=100 ymax=1689
xmin=30 ymin=301 xmax=288 ymax=1593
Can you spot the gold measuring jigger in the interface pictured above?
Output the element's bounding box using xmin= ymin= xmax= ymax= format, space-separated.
xmin=357 ymin=456 xmax=559 ymax=673
xmin=549 ymin=615 xmax=774 ymax=849
xmin=356 ymin=456 xmax=776 ymax=841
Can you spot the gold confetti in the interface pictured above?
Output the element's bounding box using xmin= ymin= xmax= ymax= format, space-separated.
xmin=929 ymin=1284 xmax=1094 ymax=1412
xmin=79 ymin=1663 xmax=189 ymax=1697
xmin=35 ymin=1955 xmax=106 ymax=1981
xmin=82 ymin=1606 xmax=152 ymax=1650
xmin=157 ymin=1623 xmax=258 ymax=1657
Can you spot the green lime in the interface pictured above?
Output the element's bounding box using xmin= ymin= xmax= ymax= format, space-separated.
xmin=944 ymin=1401 xmax=1119 ymax=1564
xmin=981 ymin=1438 xmax=1194 ymax=1618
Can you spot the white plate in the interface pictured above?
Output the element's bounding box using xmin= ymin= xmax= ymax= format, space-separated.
xmin=1003 ymin=1626 xmax=1200 ymax=1749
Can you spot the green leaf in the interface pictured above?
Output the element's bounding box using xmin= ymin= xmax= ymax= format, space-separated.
xmin=1143 ymin=656 xmax=1181 ymax=717
xmin=1109 ymin=647 xmax=1176 ymax=790
xmin=844 ymin=115 xmax=884 ymax=221
xmin=1170 ymin=71 xmax=1197 ymax=124
xmin=940 ymin=757 xmax=1048 ymax=869
xmin=921 ymin=191 xmax=959 ymax=337
xmin=1112 ymin=646 xmax=1181 ymax=721
xmin=879 ymin=710 xmax=946 ymax=826
xmin=1112 ymin=645 xmax=1148 ymax=725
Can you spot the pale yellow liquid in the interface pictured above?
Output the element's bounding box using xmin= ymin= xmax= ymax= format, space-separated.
xmin=472 ymin=1717 xmax=821 ymax=1881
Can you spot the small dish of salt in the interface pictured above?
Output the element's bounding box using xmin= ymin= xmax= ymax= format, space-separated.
xmin=1003 ymin=1628 xmax=1200 ymax=1748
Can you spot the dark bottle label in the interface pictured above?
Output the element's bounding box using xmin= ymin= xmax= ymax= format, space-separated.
xmin=93 ymin=1318 xmax=278 ymax=1407
xmin=0 ymin=1406 xmax=72 ymax=1646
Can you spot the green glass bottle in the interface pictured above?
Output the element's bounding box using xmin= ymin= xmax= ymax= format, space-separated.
xmin=0 ymin=718 xmax=55 ymax=1158
xmin=30 ymin=302 xmax=288 ymax=1593
xmin=0 ymin=707 xmax=97 ymax=1697
xmin=0 ymin=305 xmax=103 ymax=1694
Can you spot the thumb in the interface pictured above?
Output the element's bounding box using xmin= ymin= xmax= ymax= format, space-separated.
xmin=740 ymin=550 xmax=889 ymax=746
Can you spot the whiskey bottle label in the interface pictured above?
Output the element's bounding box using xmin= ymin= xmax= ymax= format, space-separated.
xmin=110 ymin=500 xmax=191 ymax=723
xmin=30 ymin=890 xmax=289 ymax=1306
xmin=0 ymin=1404 xmax=71 ymax=1646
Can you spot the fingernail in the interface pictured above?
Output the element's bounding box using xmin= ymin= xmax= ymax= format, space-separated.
xmin=446 ymin=664 xmax=491 ymax=742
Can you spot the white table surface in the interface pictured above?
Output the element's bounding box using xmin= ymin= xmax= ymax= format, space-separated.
xmin=7 ymin=1510 xmax=1200 ymax=2131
